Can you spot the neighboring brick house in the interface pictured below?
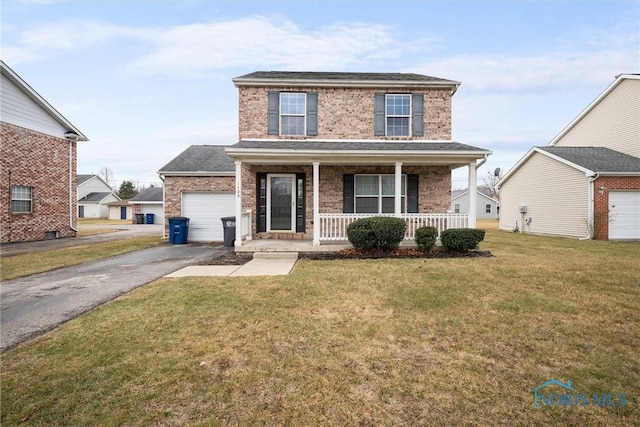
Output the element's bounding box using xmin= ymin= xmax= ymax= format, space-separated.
xmin=77 ymin=174 xmax=120 ymax=218
xmin=499 ymin=74 xmax=640 ymax=240
xmin=226 ymin=71 xmax=491 ymax=247
xmin=158 ymin=145 xmax=235 ymax=241
xmin=1 ymin=61 xmax=88 ymax=243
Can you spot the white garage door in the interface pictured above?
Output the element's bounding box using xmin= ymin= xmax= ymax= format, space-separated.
xmin=609 ymin=191 xmax=640 ymax=240
xmin=182 ymin=192 xmax=235 ymax=242
xmin=141 ymin=204 xmax=164 ymax=224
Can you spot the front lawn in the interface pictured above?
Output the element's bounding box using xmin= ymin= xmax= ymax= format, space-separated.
xmin=1 ymin=222 xmax=638 ymax=425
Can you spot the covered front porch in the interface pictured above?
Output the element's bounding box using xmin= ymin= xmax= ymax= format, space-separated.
xmin=236 ymin=211 xmax=468 ymax=252
xmin=226 ymin=139 xmax=490 ymax=249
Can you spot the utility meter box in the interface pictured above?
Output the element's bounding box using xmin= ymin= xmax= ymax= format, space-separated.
xmin=519 ymin=205 xmax=528 ymax=214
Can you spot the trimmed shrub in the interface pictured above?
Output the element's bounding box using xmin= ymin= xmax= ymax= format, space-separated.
xmin=347 ymin=216 xmax=406 ymax=252
xmin=415 ymin=226 xmax=438 ymax=252
xmin=440 ymin=228 xmax=486 ymax=252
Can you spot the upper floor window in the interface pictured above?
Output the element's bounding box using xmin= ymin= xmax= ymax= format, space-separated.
xmin=268 ymin=91 xmax=318 ymax=137
xmin=12 ymin=185 xmax=32 ymax=213
xmin=386 ymin=94 xmax=411 ymax=136
xmin=375 ymin=92 xmax=423 ymax=137
xmin=280 ymin=93 xmax=306 ymax=136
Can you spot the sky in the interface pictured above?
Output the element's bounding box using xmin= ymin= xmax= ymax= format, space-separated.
xmin=2 ymin=0 xmax=639 ymax=190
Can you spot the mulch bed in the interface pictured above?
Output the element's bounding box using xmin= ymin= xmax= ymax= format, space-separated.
xmin=202 ymin=248 xmax=492 ymax=265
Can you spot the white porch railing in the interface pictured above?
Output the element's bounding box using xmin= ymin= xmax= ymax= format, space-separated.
xmin=240 ymin=209 xmax=252 ymax=241
xmin=318 ymin=213 xmax=469 ymax=241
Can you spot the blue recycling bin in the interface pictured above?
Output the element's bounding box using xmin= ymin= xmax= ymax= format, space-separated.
xmin=168 ymin=217 xmax=189 ymax=244
xmin=146 ymin=213 xmax=155 ymax=224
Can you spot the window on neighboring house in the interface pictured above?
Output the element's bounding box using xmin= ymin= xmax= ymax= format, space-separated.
xmin=486 ymin=204 xmax=492 ymax=214
xmin=355 ymin=174 xmax=406 ymax=213
xmin=11 ymin=185 xmax=32 ymax=213
xmin=454 ymin=203 xmax=460 ymax=214
xmin=386 ymin=94 xmax=411 ymax=136
xmin=280 ymin=93 xmax=306 ymax=136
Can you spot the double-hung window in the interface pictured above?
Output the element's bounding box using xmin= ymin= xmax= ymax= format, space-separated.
xmin=280 ymin=93 xmax=306 ymax=136
xmin=11 ymin=185 xmax=32 ymax=213
xmin=486 ymin=204 xmax=492 ymax=214
xmin=355 ymin=174 xmax=406 ymax=213
xmin=386 ymin=94 xmax=411 ymax=136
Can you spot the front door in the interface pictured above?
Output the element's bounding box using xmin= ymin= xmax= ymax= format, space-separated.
xmin=267 ymin=174 xmax=295 ymax=232
xmin=120 ymin=206 xmax=127 ymax=220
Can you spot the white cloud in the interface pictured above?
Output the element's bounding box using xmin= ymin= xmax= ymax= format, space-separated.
xmin=2 ymin=20 xmax=152 ymax=64
xmin=124 ymin=16 xmax=399 ymax=76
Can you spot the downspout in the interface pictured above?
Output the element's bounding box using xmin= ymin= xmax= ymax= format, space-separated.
xmin=65 ymin=132 xmax=80 ymax=233
xmin=476 ymin=154 xmax=488 ymax=170
xmin=159 ymin=174 xmax=166 ymax=240
xmin=580 ymin=173 xmax=599 ymax=240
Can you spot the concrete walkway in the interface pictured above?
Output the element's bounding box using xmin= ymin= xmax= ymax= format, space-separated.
xmin=166 ymin=252 xmax=298 ymax=277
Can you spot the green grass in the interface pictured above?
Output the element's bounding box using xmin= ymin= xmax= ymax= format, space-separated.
xmin=1 ymin=221 xmax=639 ymax=426
xmin=0 ymin=235 xmax=163 ymax=280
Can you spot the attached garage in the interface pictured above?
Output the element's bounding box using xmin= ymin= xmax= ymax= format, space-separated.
xmin=182 ymin=192 xmax=235 ymax=242
xmin=609 ymin=191 xmax=640 ymax=240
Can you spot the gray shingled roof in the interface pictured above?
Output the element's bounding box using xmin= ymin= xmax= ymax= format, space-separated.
xmin=234 ymin=71 xmax=458 ymax=84
xmin=538 ymin=146 xmax=640 ymax=173
xmin=77 ymin=174 xmax=95 ymax=185
xmin=78 ymin=192 xmax=113 ymax=202
xmin=229 ymin=140 xmax=490 ymax=152
xmin=158 ymin=145 xmax=235 ymax=174
xmin=130 ymin=186 xmax=163 ymax=202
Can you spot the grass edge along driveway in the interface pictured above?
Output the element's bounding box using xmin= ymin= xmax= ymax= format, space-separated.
xmin=1 ymin=223 xmax=639 ymax=426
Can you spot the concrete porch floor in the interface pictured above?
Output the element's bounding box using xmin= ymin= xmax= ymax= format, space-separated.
xmin=235 ymin=240 xmax=351 ymax=253
xmin=234 ymin=239 xmax=418 ymax=253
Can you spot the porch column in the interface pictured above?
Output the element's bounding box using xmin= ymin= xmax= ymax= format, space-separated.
xmin=468 ymin=161 xmax=477 ymax=229
xmin=235 ymin=160 xmax=243 ymax=247
xmin=313 ymin=162 xmax=320 ymax=245
xmin=395 ymin=162 xmax=402 ymax=217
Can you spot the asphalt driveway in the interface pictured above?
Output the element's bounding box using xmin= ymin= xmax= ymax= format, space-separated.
xmin=1 ymin=243 xmax=226 ymax=351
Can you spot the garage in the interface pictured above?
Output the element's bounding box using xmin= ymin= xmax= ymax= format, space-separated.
xmin=182 ymin=192 xmax=235 ymax=242
xmin=609 ymin=191 xmax=640 ymax=240
xmin=140 ymin=204 xmax=164 ymax=224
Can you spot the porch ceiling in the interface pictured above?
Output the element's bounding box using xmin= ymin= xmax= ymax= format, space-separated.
xmin=226 ymin=139 xmax=491 ymax=167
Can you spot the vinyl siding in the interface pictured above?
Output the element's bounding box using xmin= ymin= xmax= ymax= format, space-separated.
xmin=77 ymin=177 xmax=113 ymax=199
xmin=451 ymin=192 xmax=498 ymax=219
xmin=0 ymin=74 xmax=69 ymax=139
xmin=499 ymin=152 xmax=589 ymax=238
xmin=554 ymin=79 xmax=640 ymax=158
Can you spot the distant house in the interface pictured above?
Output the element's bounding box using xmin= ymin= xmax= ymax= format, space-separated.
xmin=77 ymin=174 xmax=120 ymax=218
xmin=158 ymin=145 xmax=235 ymax=241
xmin=129 ymin=186 xmax=164 ymax=224
xmin=1 ymin=60 xmax=88 ymax=243
xmin=451 ymin=189 xmax=499 ymax=220
xmin=499 ymin=74 xmax=640 ymax=240
xmin=107 ymin=200 xmax=132 ymax=220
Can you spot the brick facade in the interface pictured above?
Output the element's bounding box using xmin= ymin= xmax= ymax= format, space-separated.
xmin=240 ymin=164 xmax=451 ymax=240
xmin=593 ymin=176 xmax=640 ymax=240
xmin=1 ymin=122 xmax=77 ymax=243
xmin=238 ymin=86 xmax=453 ymax=140
xmin=163 ymin=175 xmax=235 ymax=235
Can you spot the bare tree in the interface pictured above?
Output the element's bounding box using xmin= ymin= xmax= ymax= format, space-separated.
xmin=99 ymin=166 xmax=115 ymax=188
xmin=480 ymin=168 xmax=502 ymax=199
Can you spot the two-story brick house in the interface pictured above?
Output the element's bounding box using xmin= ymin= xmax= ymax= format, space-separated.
xmin=225 ymin=71 xmax=491 ymax=247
